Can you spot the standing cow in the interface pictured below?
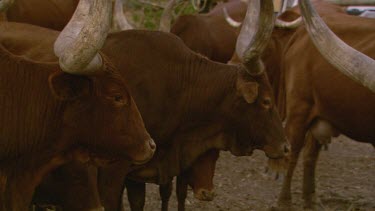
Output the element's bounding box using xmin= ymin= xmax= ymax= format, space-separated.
xmin=274 ymin=0 xmax=375 ymax=209
xmin=0 ymin=0 xmax=155 ymax=210
xmin=103 ymin=1 xmax=289 ymax=210
xmin=229 ymin=0 xmax=375 ymax=209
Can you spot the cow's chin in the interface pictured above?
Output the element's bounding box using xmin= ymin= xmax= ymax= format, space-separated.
xmin=265 ymin=154 xmax=285 ymax=160
xmin=130 ymin=153 xmax=155 ymax=165
xmin=229 ymin=145 xmax=254 ymax=156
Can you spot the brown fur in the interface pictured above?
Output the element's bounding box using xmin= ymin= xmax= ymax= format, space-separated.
xmin=171 ymin=0 xmax=246 ymax=63
xmin=6 ymin=0 xmax=78 ymax=30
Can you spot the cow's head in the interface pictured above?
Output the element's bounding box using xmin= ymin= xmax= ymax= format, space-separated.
xmin=226 ymin=66 xmax=288 ymax=159
xmin=186 ymin=149 xmax=219 ymax=201
xmin=222 ymin=0 xmax=289 ymax=159
xmin=50 ymin=0 xmax=155 ymax=164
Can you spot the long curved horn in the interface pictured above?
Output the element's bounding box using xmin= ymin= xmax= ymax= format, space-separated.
xmin=224 ymin=5 xmax=302 ymax=29
xmin=275 ymin=16 xmax=302 ymax=29
xmin=0 ymin=0 xmax=14 ymax=12
xmin=325 ymin=0 xmax=375 ymax=5
xmin=112 ymin=0 xmax=133 ymax=31
xmin=299 ymin=0 xmax=375 ymax=92
xmin=54 ymin=0 xmax=112 ymax=75
xmin=159 ymin=0 xmax=177 ymax=32
xmin=223 ymin=7 xmax=242 ymax=28
xmin=236 ymin=0 xmax=275 ymax=75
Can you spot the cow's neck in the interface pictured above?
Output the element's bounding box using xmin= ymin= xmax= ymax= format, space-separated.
xmin=263 ymin=29 xmax=296 ymax=120
xmin=179 ymin=54 xmax=237 ymax=126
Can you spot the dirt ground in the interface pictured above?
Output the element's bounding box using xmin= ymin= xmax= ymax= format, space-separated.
xmin=123 ymin=136 xmax=375 ymax=211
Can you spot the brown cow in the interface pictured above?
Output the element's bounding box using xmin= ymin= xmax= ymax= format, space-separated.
xmin=0 ymin=0 xmax=155 ymax=210
xmin=229 ymin=0 xmax=375 ymax=209
xmin=32 ymin=0 xmax=290 ymax=210
xmin=273 ymin=0 xmax=375 ymax=209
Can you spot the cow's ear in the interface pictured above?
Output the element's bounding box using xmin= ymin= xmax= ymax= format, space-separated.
xmin=48 ymin=71 xmax=91 ymax=100
xmin=236 ymin=80 xmax=259 ymax=104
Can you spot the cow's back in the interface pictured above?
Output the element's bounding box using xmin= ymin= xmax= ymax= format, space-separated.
xmin=171 ymin=0 xmax=246 ymax=63
xmin=6 ymin=0 xmax=78 ymax=30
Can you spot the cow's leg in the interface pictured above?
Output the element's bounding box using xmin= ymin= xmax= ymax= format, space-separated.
xmin=277 ymin=104 xmax=311 ymax=209
xmin=125 ymin=179 xmax=145 ymax=211
xmin=159 ymin=180 xmax=172 ymax=211
xmin=176 ymin=174 xmax=188 ymax=211
xmin=302 ymin=132 xmax=322 ymax=209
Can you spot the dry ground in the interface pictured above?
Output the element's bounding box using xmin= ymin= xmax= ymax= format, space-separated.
xmin=123 ymin=136 xmax=375 ymax=211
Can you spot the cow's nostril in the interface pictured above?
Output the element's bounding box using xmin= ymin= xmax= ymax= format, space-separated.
xmin=284 ymin=144 xmax=290 ymax=154
xmin=149 ymin=139 xmax=156 ymax=150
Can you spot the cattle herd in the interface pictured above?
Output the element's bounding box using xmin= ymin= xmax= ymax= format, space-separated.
xmin=0 ymin=0 xmax=374 ymax=210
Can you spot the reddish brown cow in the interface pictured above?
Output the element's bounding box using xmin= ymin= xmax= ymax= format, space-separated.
xmin=230 ymin=0 xmax=375 ymax=209
xmin=32 ymin=0 xmax=290 ymax=210
xmin=273 ymin=1 xmax=375 ymax=209
xmin=0 ymin=0 xmax=155 ymax=210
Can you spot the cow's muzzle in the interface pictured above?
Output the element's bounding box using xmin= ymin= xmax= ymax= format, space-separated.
xmin=132 ymin=139 xmax=156 ymax=165
xmin=264 ymin=142 xmax=290 ymax=159
xmin=194 ymin=188 xmax=216 ymax=201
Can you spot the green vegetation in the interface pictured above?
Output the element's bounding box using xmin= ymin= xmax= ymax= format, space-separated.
xmin=125 ymin=0 xmax=198 ymax=30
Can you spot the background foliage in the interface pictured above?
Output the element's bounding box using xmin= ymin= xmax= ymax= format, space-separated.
xmin=124 ymin=0 xmax=197 ymax=30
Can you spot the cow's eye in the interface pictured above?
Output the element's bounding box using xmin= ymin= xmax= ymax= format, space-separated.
xmin=111 ymin=94 xmax=128 ymax=106
xmin=261 ymin=97 xmax=272 ymax=109
xmin=114 ymin=95 xmax=123 ymax=102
